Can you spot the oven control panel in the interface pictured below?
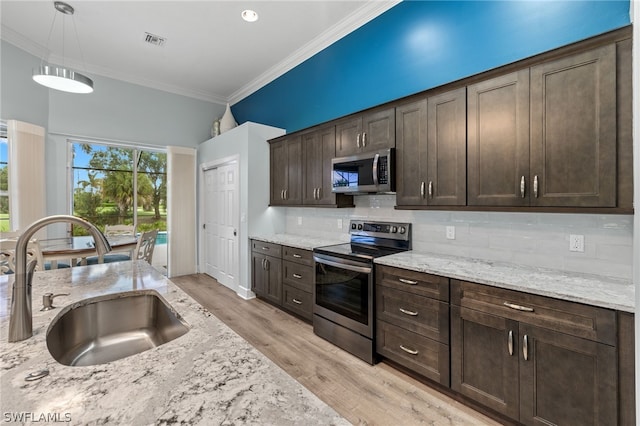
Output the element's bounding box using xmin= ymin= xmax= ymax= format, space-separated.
xmin=349 ymin=220 xmax=410 ymax=240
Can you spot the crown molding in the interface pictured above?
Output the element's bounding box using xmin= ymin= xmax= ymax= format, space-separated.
xmin=228 ymin=0 xmax=401 ymax=105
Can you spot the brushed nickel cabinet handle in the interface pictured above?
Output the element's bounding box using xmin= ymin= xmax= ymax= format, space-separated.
xmin=292 ymin=273 xmax=303 ymax=279
xmin=420 ymin=181 xmax=425 ymax=198
xmin=399 ymin=307 xmax=418 ymax=316
xmin=292 ymin=254 xmax=302 ymax=258
xmin=533 ymin=175 xmax=539 ymax=198
xmin=520 ymin=176 xmax=526 ymax=198
xmin=292 ymin=298 xmax=303 ymax=305
xmin=261 ymin=258 xmax=266 ymax=269
xmin=399 ymin=345 xmax=419 ymax=355
xmin=362 ymin=132 xmax=367 ymax=147
xmin=281 ymin=190 xmax=285 ymax=200
xmin=261 ymin=246 xmax=270 ymax=251
xmin=284 ymin=189 xmax=288 ymax=200
xmin=356 ymin=133 xmax=361 ymax=148
xmin=428 ymin=181 xmax=433 ymax=198
xmin=508 ymin=330 xmax=514 ymax=356
xmin=523 ymin=335 xmax=529 ymax=361
xmin=317 ymin=187 xmax=321 ymax=199
xmin=503 ymin=301 xmax=534 ymax=312
xmin=399 ymin=278 xmax=418 ymax=285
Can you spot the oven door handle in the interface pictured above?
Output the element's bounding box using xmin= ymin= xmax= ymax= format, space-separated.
xmin=372 ymin=153 xmax=380 ymax=187
xmin=313 ymin=254 xmax=372 ymax=274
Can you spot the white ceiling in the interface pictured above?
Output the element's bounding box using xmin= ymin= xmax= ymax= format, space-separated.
xmin=1 ymin=1 xmax=399 ymax=105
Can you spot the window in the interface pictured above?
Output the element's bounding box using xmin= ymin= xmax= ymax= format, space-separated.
xmin=71 ymin=141 xmax=167 ymax=236
xmin=0 ymin=123 xmax=8 ymax=232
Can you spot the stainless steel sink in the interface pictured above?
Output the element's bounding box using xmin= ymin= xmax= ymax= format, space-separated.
xmin=46 ymin=290 xmax=189 ymax=366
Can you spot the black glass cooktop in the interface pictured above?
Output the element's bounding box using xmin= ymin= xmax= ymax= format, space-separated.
xmin=314 ymin=242 xmax=407 ymax=262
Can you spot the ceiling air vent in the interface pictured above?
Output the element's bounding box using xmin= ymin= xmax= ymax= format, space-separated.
xmin=143 ymin=32 xmax=166 ymax=47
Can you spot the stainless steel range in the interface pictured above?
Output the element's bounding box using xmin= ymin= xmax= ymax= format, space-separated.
xmin=313 ymin=220 xmax=411 ymax=364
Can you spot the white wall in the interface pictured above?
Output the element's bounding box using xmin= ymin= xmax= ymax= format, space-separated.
xmin=198 ymin=122 xmax=285 ymax=297
xmin=285 ymin=197 xmax=634 ymax=280
xmin=631 ymin=0 xmax=639 ymax=421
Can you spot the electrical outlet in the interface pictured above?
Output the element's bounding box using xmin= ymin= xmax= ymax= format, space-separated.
xmin=446 ymin=226 xmax=455 ymax=240
xmin=337 ymin=219 xmax=343 ymax=229
xmin=297 ymin=216 xmax=302 ymax=226
xmin=569 ymin=234 xmax=584 ymax=252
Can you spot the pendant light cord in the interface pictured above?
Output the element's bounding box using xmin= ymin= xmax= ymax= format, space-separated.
xmin=40 ymin=9 xmax=59 ymax=66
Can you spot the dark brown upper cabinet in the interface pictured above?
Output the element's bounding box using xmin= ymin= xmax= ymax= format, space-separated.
xmin=529 ymin=44 xmax=616 ymax=207
xmin=396 ymin=88 xmax=466 ymax=207
xmin=469 ymin=44 xmax=617 ymax=208
xmin=301 ymin=125 xmax=353 ymax=207
xmin=270 ymin=135 xmax=302 ymax=206
xmin=467 ymin=70 xmax=530 ymax=206
xmin=335 ymin=107 xmax=395 ymax=157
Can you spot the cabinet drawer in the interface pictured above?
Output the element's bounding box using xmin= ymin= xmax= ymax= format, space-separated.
xmin=282 ymin=284 xmax=312 ymax=321
xmin=376 ymin=265 xmax=449 ymax=302
xmin=282 ymin=246 xmax=313 ymax=266
xmin=376 ymin=321 xmax=449 ymax=387
xmin=376 ymin=285 xmax=449 ymax=344
xmin=251 ymin=240 xmax=282 ymax=258
xmin=282 ymin=261 xmax=313 ymax=292
xmin=451 ymin=280 xmax=616 ymax=345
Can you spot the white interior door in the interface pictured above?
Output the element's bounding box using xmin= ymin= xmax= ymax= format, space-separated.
xmin=203 ymin=161 xmax=239 ymax=291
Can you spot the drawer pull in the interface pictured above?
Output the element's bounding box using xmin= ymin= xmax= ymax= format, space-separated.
xmin=399 ymin=345 xmax=419 ymax=355
xmin=398 ymin=278 xmax=418 ymax=285
xmin=292 ymin=254 xmax=302 ymax=258
xmin=399 ymin=307 xmax=418 ymax=316
xmin=523 ymin=335 xmax=529 ymax=361
xmin=261 ymin=246 xmax=270 ymax=251
xmin=292 ymin=273 xmax=303 ymax=279
xmin=292 ymin=298 xmax=303 ymax=305
xmin=503 ymin=302 xmax=534 ymax=312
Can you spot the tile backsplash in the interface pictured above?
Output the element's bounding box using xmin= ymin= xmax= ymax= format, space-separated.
xmin=284 ymin=195 xmax=634 ymax=280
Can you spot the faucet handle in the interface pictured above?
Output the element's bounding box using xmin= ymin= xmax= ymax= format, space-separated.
xmin=41 ymin=293 xmax=69 ymax=311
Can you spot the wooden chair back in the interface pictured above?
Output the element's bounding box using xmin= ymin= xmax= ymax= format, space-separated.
xmin=135 ymin=229 xmax=158 ymax=264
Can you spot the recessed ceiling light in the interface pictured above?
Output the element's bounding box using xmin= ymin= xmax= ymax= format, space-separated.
xmin=241 ymin=9 xmax=258 ymax=22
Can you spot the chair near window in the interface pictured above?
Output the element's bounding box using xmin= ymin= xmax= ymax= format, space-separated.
xmin=104 ymin=224 xmax=136 ymax=236
xmin=135 ymin=229 xmax=158 ymax=264
xmin=0 ymin=238 xmax=45 ymax=275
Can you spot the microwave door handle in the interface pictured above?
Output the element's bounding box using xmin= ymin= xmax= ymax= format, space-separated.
xmin=372 ymin=153 xmax=380 ymax=186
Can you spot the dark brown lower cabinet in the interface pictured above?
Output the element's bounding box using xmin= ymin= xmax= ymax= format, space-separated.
xmin=451 ymin=282 xmax=619 ymax=426
xmin=251 ymin=251 xmax=282 ymax=305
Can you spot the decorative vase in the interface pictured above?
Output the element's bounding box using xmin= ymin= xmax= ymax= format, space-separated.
xmin=211 ymin=119 xmax=220 ymax=138
xmin=219 ymin=103 xmax=237 ymax=133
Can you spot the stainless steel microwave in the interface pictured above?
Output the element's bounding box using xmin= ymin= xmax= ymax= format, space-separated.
xmin=331 ymin=148 xmax=395 ymax=194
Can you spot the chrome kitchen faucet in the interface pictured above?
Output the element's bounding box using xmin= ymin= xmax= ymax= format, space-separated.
xmin=8 ymin=215 xmax=112 ymax=342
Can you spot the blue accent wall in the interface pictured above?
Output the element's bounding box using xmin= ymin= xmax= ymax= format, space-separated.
xmin=232 ymin=0 xmax=630 ymax=133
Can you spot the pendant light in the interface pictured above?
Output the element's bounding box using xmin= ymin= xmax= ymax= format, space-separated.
xmin=32 ymin=1 xmax=93 ymax=94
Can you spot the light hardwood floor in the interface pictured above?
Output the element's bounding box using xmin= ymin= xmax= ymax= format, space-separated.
xmin=172 ymin=274 xmax=503 ymax=426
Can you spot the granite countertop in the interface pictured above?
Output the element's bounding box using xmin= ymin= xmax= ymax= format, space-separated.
xmin=250 ymin=234 xmax=347 ymax=251
xmin=0 ymin=261 xmax=348 ymax=425
xmin=375 ymin=251 xmax=635 ymax=313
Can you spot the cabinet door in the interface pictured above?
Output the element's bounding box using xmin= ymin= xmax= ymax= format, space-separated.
xmin=519 ymin=324 xmax=617 ymax=426
xmin=270 ymin=141 xmax=288 ymax=205
xmin=335 ymin=116 xmax=362 ymax=157
xmin=302 ymin=126 xmax=346 ymax=206
xmin=262 ymin=255 xmax=282 ymax=305
xmin=362 ymin=107 xmax=395 ymax=152
xmin=426 ymin=87 xmax=466 ymax=206
xmin=530 ymin=44 xmax=616 ymax=207
xmin=451 ymin=306 xmax=519 ymax=419
xmin=395 ymin=99 xmax=428 ymax=206
xmin=284 ymin=136 xmax=302 ymax=205
xmin=467 ymin=70 xmax=530 ymax=206
xmin=251 ymin=252 xmax=267 ymax=296
xmin=302 ymin=131 xmax=323 ymax=205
